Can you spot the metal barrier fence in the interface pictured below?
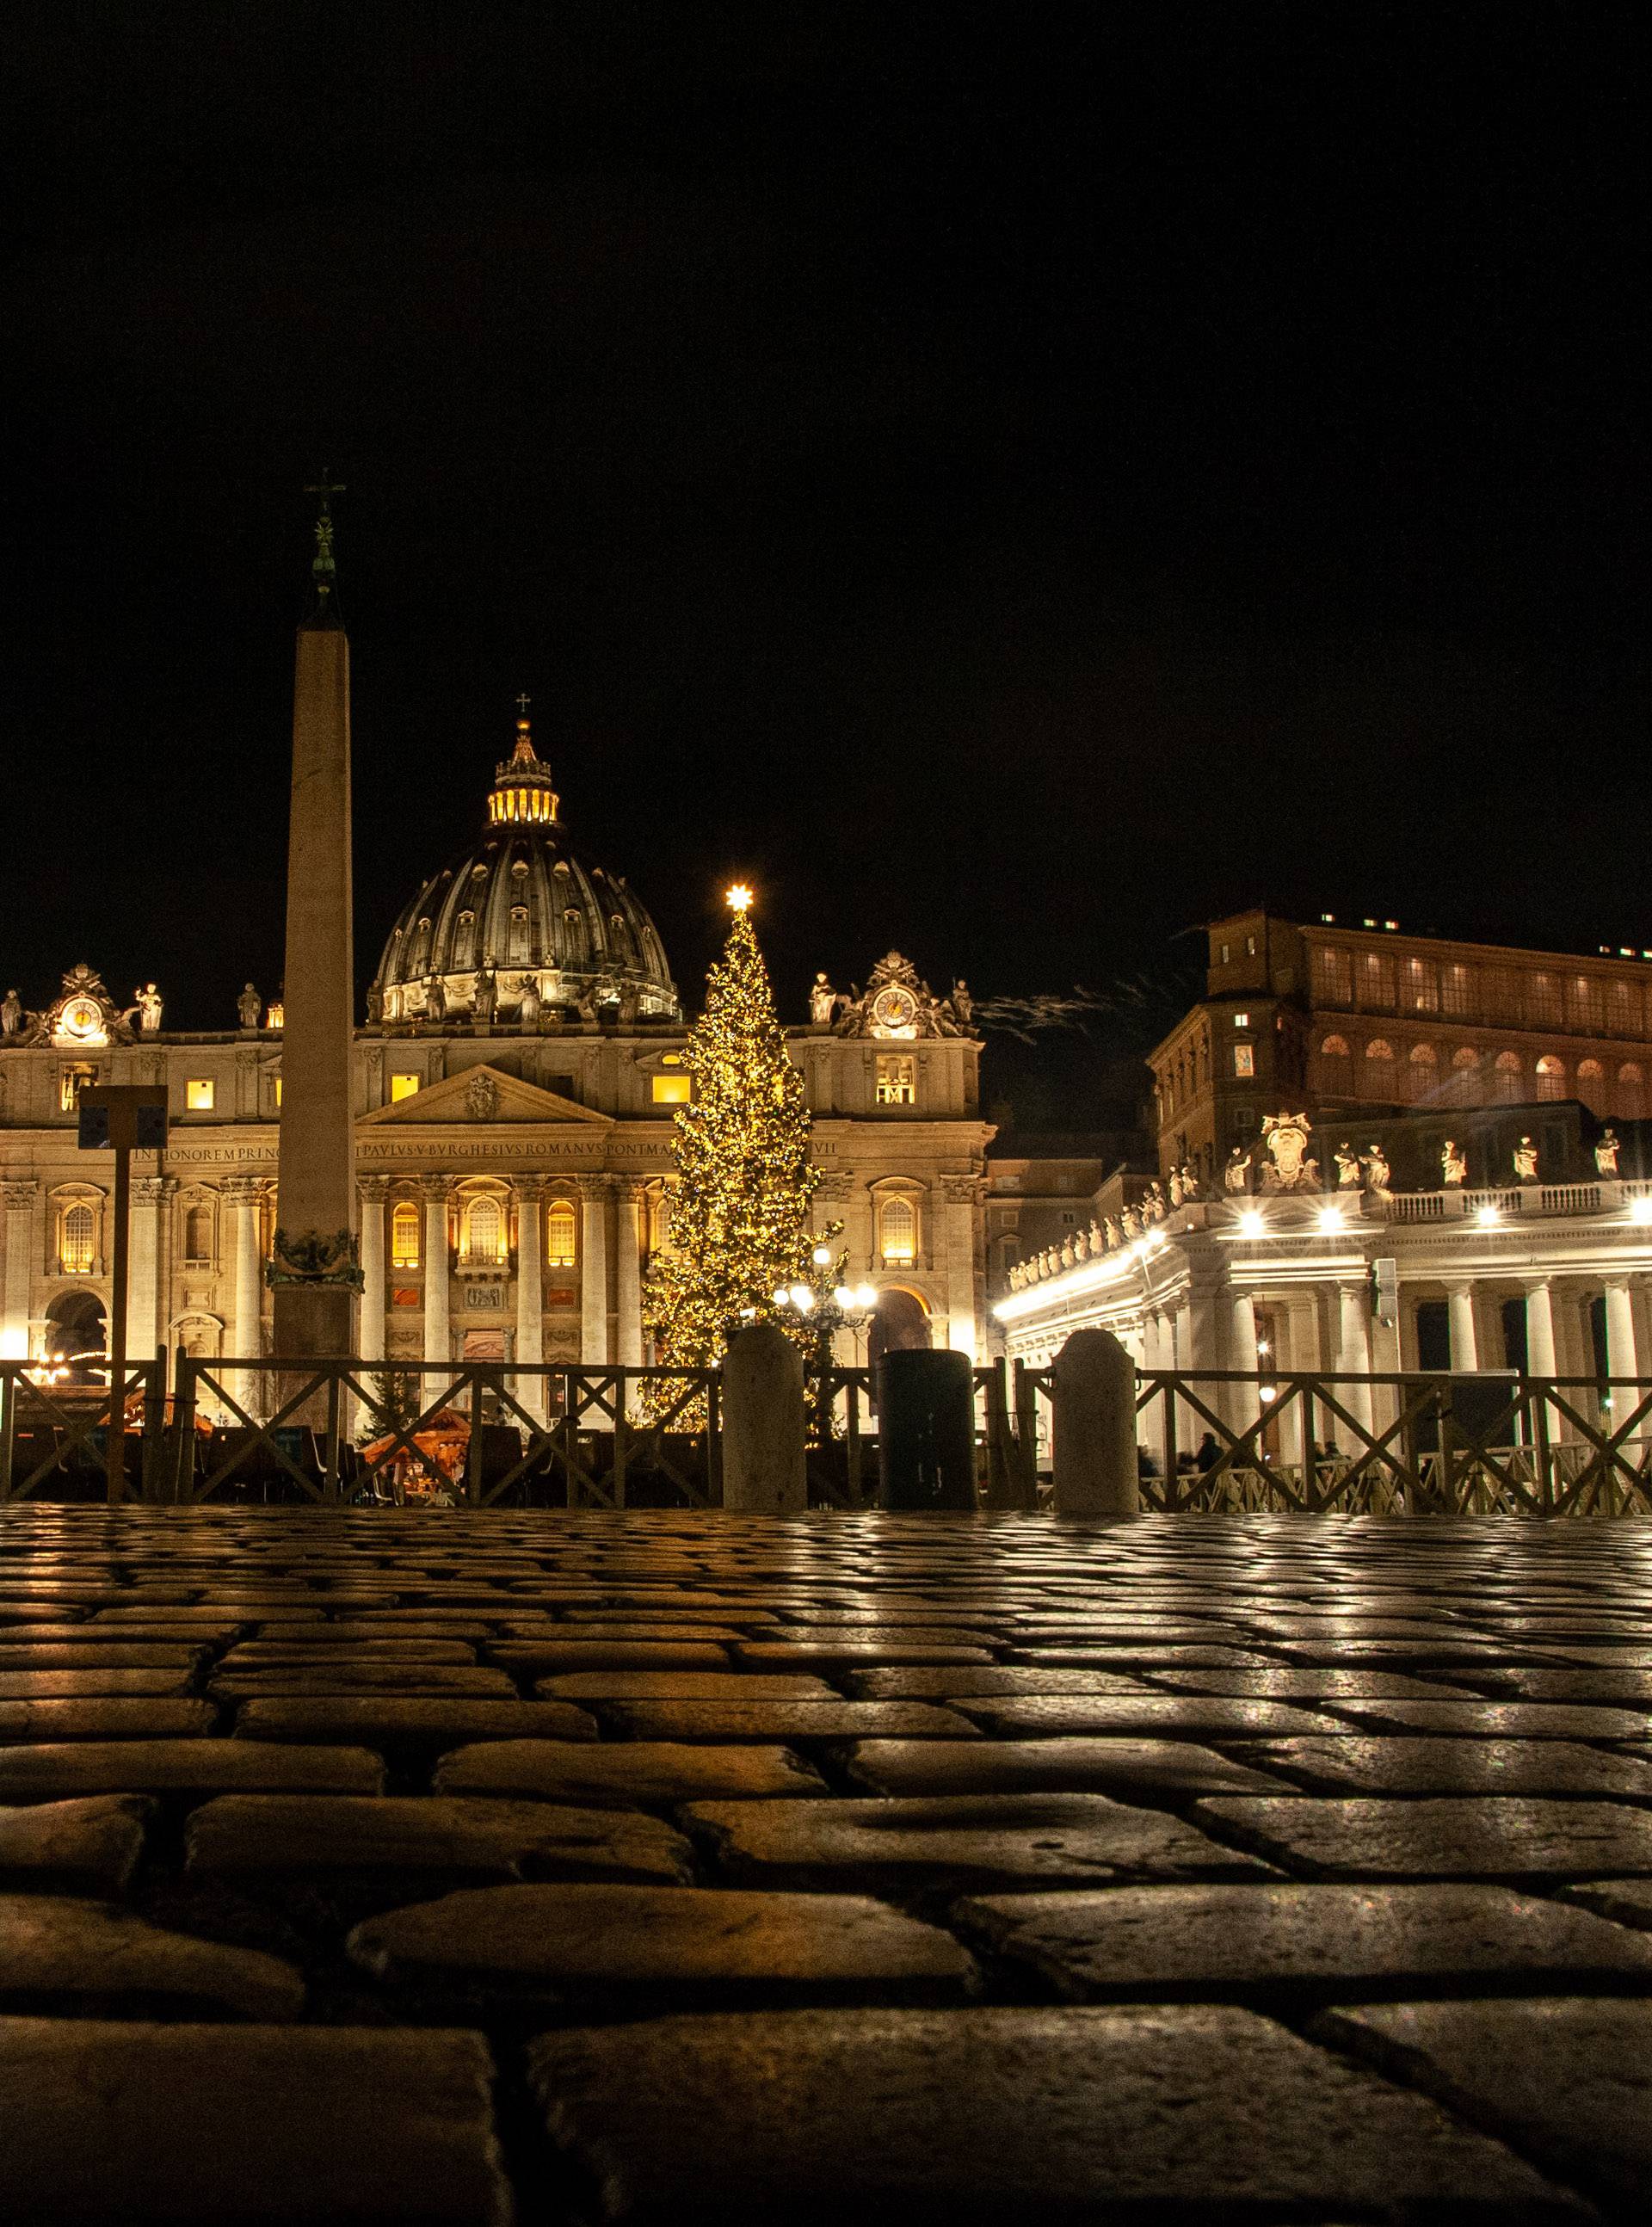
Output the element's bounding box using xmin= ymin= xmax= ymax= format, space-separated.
xmin=1005 ymin=1366 xmax=1652 ymax=1516
xmin=4 ymin=1351 xmax=1649 ymax=1516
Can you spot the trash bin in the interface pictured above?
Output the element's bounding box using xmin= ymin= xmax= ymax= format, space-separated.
xmin=876 ymin=1348 xmax=977 ymax=1511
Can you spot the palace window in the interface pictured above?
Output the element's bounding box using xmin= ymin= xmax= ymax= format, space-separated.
xmin=1358 ymin=953 xmax=1395 ymax=1011
xmin=464 ymin=1197 xmax=508 ymax=1266
xmin=1567 ymin=976 xmax=1603 ymax=1033
xmin=1441 ymin=964 xmax=1473 ymax=1019
xmin=1484 ymin=968 xmax=1522 ymax=1024
xmin=1606 ymin=981 xmax=1641 ymax=1038
xmin=59 ymin=1064 xmax=96 ymax=1113
xmin=1363 ymin=1039 xmax=1397 ymax=1100
xmin=1618 ymin=1063 xmax=1645 ymax=1120
xmin=1317 ymin=1033 xmax=1353 ymax=1096
xmin=876 ymin=1055 xmax=917 ymax=1105
xmin=1313 ymin=947 xmax=1353 ymax=1006
xmin=186 ymin=1078 xmax=214 ymax=1111
xmin=1405 ymin=1042 xmax=1438 ymax=1101
xmin=391 ymin=1201 xmax=421 ymax=1268
xmin=1535 ymin=1055 xmax=1566 ymax=1102
xmin=1493 ymin=1051 xmax=1524 ymax=1103
xmin=1449 ymin=1046 xmax=1482 ymax=1103
xmin=59 ymin=1201 xmax=96 ymax=1275
xmin=1232 ymin=1045 xmax=1254 ymax=1078
xmin=183 ymin=1205 xmax=213 ymax=1263
xmin=1403 ymin=959 xmax=1438 ymax=1013
xmin=651 ymin=1073 xmax=691 ymax=1104
xmin=546 ymin=1199 xmax=577 ymax=1266
xmin=391 ymin=1073 xmax=420 ymax=1101
xmin=1217 ymin=941 xmax=1230 ymax=965
xmin=1577 ymin=1058 xmax=1607 ymax=1114
xmin=878 ymin=1195 xmax=919 ymax=1265
xmin=1528 ymin=973 xmax=1563 ymax=1027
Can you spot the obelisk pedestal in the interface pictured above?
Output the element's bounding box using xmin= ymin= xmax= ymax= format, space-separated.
xmin=269 ymin=486 xmax=361 ymax=1376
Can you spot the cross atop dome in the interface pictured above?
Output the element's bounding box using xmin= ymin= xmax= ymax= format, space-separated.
xmin=490 ymin=694 xmax=560 ymax=825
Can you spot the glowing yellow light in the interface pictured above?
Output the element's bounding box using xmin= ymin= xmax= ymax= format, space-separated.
xmin=726 ymin=884 xmax=753 ymax=913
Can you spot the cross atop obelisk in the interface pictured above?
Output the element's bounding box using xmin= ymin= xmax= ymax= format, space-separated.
xmin=269 ymin=476 xmax=361 ymax=1378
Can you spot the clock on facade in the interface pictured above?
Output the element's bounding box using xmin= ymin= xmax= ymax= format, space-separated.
xmin=54 ymin=994 xmax=108 ymax=1048
xmin=869 ymin=984 xmax=920 ymax=1038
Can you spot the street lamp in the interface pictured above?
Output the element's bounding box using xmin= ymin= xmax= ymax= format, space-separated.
xmin=774 ymin=1240 xmax=880 ymax=1441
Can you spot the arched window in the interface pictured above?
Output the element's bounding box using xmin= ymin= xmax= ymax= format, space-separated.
xmin=878 ymin=1195 xmax=918 ymax=1265
xmin=59 ymin=1202 xmax=96 ymax=1275
xmin=1535 ymin=1055 xmax=1566 ymax=1102
xmin=1493 ymin=1051 xmax=1523 ymax=1104
xmin=391 ymin=1201 xmax=420 ymax=1268
xmin=1619 ymin=1063 xmax=1645 ymax=1120
xmin=1449 ymin=1046 xmax=1482 ymax=1104
xmin=1405 ymin=1042 xmax=1438 ymax=1103
xmin=1577 ymin=1058 xmax=1606 ymax=1114
xmin=1317 ymin=1033 xmax=1353 ymax=1097
xmin=183 ymin=1204 xmax=213 ymax=1262
xmin=646 ymin=1190 xmax=670 ymax=1256
xmin=1363 ymin=1039 xmax=1396 ymax=1101
xmin=546 ymin=1198 xmax=577 ymax=1266
xmin=465 ymin=1197 xmax=506 ymax=1265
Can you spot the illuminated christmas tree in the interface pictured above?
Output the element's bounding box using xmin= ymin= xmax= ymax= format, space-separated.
xmin=644 ymin=886 xmax=823 ymax=1375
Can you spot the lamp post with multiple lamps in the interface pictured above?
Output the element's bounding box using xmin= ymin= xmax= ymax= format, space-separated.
xmin=774 ymin=1242 xmax=879 ymax=1444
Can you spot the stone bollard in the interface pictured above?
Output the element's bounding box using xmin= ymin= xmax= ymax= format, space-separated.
xmin=1051 ymin=1327 xmax=1140 ymax=1516
xmin=722 ymin=1321 xmax=807 ymax=1513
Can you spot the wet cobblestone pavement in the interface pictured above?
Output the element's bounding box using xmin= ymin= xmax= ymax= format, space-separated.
xmin=2 ymin=1506 xmax=1649 ymax=2223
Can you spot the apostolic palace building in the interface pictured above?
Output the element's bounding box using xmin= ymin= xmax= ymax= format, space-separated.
xmin=996 ymin=908 xmax=1652 ymax=1441
xmin=0 ymin=710 xmax=990 ymax=1400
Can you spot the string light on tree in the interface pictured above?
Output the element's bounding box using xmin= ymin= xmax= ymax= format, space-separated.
xmin=642 ymin=883 xmax=823 ymax=1385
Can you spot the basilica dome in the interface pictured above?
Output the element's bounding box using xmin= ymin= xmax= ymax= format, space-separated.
xmin=370 ymin=708 xmax=679 ymax=1026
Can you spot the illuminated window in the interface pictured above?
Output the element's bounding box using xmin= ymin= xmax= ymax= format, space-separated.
xmin=651 ymin=1074 xmax=691 ymax=1104
xmin=1232 ymin=1012 xmax=1250 ymax=1028
xmin=183 ymin=1204 xmax=212 ymax=1262
xmin=1313 ymin=947 xmax=1353 ymax=1005
xmin=1363 ymin=1039 xmax=1397 ymax=1099
xmin=1358 ymin=953 xmax=1396 ymax=1010
xmin=59 ymin=1064 xmax=96 ymax=1113
xmin=464 ymin=1197 xmax=507 ymax=1264
xmin=186 ymin=1078 xmax=214 ymax=1111
xmin=274 ymin=1078 xmax=283 ymax=1107
xmin=546 ymin=1199 xmax=577 ymax=1265
xmin=1441 ymin=964 xmax=1472 ymax=1018
xmin=878 ymin=1195 xmax=918 ymax=1265
xmin=1528 ymin=972 xmax=1563 ymax=1027
xmin=1218 ymin=942 xmax=1230 ymax=965
xmin=1535 ymin=1054 xmax=1566 ymax=1102
xmin=1403 ymin=959 xmax=1439 ymax=1013
xmin=876 ymin=1055 xmax=917 ymax=1105
xmin=391 ymin=1201 xmax=420 ymax=1268
xmin=59 ymin=1201 xmax=96 ymax=1275
xmin=391 ymin=1073 xmax=420 ymax=1102
xmin=1233 ymin=1045 xmax=1254 ymax=1077
xmin=1566 ymin=976 xmax=1603 ymax=1032
xmin=1245 ymin=935 xmax=1256 ymax=956
xmin=647 ymin=1189 xmax=670 ymax=1255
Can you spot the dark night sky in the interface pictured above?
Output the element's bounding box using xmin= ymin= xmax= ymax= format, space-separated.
xmin=3 ymin=5 xmax=1644 ymax=1081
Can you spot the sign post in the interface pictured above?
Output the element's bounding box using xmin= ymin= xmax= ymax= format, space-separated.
xmin=78 ymin=1085 xmax=169 ymax=1504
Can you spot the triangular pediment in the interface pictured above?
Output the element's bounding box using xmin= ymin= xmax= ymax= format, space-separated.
xmin=357 ymin=1062 xmax=610 ymax=1129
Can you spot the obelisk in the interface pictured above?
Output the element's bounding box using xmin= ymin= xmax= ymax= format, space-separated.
xmin=269 ymin=475 xmax=361 ymax=1366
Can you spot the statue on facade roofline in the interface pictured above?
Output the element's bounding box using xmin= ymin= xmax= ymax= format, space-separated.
xmin=1595 ymin=1127 xmax=1621 ymax=1175
xmin=237 ymin=983 xmax=262 ymax=1029
xmin=133 ymin=984 xmax=163 ymax=1033
xmin=809 ymin=972 xmax=841 ymax=1026
xmin=0 ymin=989 xmax=21 ymax=1038
xmin=519 ymin=977 xmax=542 ymax=1029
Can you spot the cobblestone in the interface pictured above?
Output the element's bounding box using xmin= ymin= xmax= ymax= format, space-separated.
xmin=0 ymin=1504 xmax=1647 ymax=2221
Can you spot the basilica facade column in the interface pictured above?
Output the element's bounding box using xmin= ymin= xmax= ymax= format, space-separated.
xmin=1524 ymin=1279 xmax=1557 ymax=1375
xmin=513 ymin=1176 xmax=546 ymax=1419
xmin=1227 ymin=1287 xmax=1260 ymax=1439
xmin=222 ymin=1177 xmax=265 ymax=1409
xmin=940 ymin=1175 xmax=982 ymax=1361
xmin=1446 ymin=1283 xmax=1479 ymax=1373
xmin=614 ymin=1180 xmax=644 ymax=1371
xmin=127 ymin=1176 xmax=173 ymax=1361
xmin=357 ymin=1177 xmax=387 ymax=1365
xmin=577 ymin=1175 xmax=610 ymax=1366
xmin=2 ymin=1181 xmax=37 ymax=1360
xmin=420 ymin=1178 xmax=453 ymax=1365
